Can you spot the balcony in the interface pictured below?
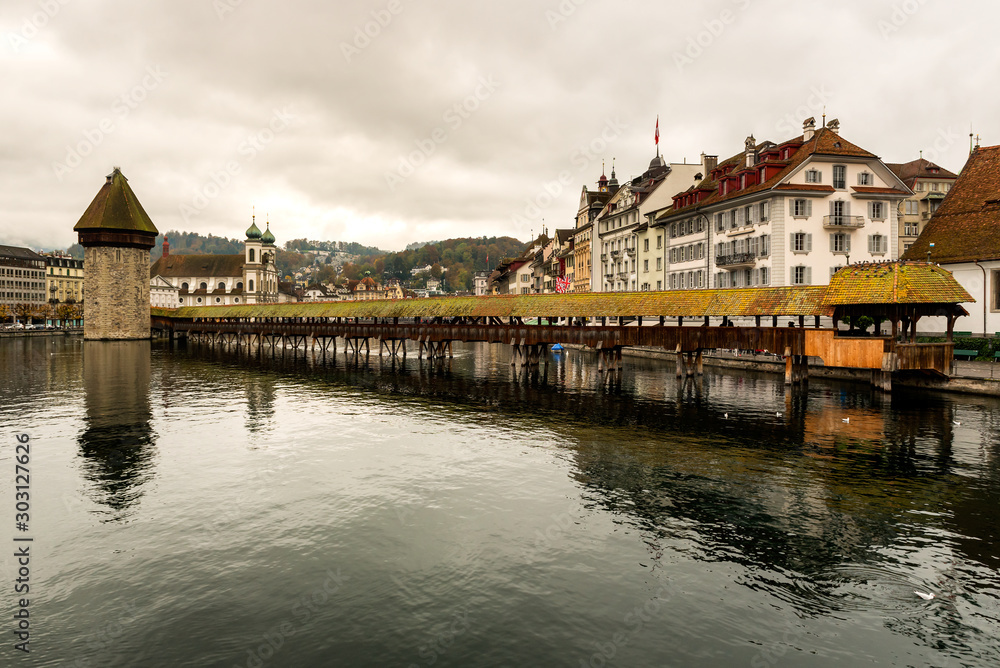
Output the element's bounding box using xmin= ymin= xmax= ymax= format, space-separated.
xmin=715 ymin=252 xmax=757 ymax=268
xmin=921 ymin=211 xmax=931 ymax=220
xmin=605 ymin=271 xmax=615 ymax=279
xmin=610 ymin=250 xmax=622 ymax=260
xmin=625 ymin=248 xmax=636 ymax=257
xmin=617 ymin=271 xmax=629 ymax=281
xmin=822 ymin=215 xmax=865 ymax=229
xmin=600 ymin=253 xmax=607 ymax=261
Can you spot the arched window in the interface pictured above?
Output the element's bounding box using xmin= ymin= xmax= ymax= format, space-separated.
xmin=236 ymin=282 xmax=243 ymax=290
xmin=218 ymin=282 xmax=225 ymax=291
xmin=249 ymin=249 xmax=255 ymax=263
xmin=200 ymin=282 xmax=207 ymax=290
xmin=181 ymin=282 xmax=188 ymax=291
xmin=249 ymin=279 xmax=254 ymax=291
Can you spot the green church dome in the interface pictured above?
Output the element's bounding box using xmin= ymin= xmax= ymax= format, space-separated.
xmin=261 ymin=223 xmax=275 ymax=245
xmin=246 ymin=218 xmax=262 ymax=239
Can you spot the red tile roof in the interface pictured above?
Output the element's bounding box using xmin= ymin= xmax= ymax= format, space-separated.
xmin=886 ymin=158 xmax=958 ymax=188
xmin=850 ymin=186 xmax=910 ymax=195
xmin=150 ymin=254 xmax=245 ymax=278
xmin=901 ymin=145 xmax=1000 ymax=263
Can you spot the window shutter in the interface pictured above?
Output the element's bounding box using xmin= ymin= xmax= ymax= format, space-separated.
xmin=805 ymin=266 xmax=812 ymax=285
xmin=829 ymin=233 xmax=836 ymax=252
xmin=867 ymin=235 xmax=874 ymax=253
xmin=845 ymin=235 xmax=851 ymax=253
xmin=867 ymin=202 xmax=873 ymax=219
xmin=790 ymin=199 xmax=795 ymax=216
xmin=805 ymin=200 xmax=812 ymax=216
xmin=806 ymin=233 xmax=813 ymax=251
xmin=844 ymin=201 xmax=851 ymax=217
xmin=747 ymin=207 xmax=753 ymax=225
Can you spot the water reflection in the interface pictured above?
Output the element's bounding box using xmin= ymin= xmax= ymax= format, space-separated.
xmin=78 ymin=341 xmax=157 ymax=519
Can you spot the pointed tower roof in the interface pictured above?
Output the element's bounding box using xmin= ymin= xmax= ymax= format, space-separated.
xmin=73 ymin=167 xmax=158 ymax=235
xmin=246 ymin=215 xmax=262 ymax=239
xmin=261 ymin=221 xmax=275 ymax=244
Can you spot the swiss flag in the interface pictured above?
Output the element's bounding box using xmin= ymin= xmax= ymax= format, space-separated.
xmin=655 ymin=116 xmax=659 ymax=146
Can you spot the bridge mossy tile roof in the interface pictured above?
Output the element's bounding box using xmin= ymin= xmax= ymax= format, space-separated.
xmin=823 ymin=262 xmax=973 ymax=305
xmin=73 ymin=167 xmax=158 ymax=235
xmin=150 ymin=263 xmax=970 ymax=321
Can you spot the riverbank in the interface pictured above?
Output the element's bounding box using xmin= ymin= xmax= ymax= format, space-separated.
xmin=575 ymin=344 xmax=1000 ymax=397
xmin=0 ymin=329 xmax=83 ymax=338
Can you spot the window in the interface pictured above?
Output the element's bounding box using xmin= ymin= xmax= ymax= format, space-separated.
xmin=833 ymin=165 xmax=846 ymax=189
xmin=830 ymin=265 xmax=844 ymax=278
xmin=236 ymin=281 xmax=243 ymax=290
xmin=792 ymin=265 xmax=811 ymax=285
xmin=730 ymin=210 xmax=739 ymax=229
xmin=670 ymin=248 xmax=677 ymax=263
xmin=868 ymin=234 xmax=887 ymax=255
xmin=249 ymin=249 xmax=255 ymax=263
xmin=868 ymin=201 xmax=885 ymax=220
xmin=904 ymin=222 xmax=919 ymax=236
xmin=180 ymin=282 xmax=189 ymax=291
xmin=670 ymin=274 xmax=677 ymax=290
xmin=915 ymin=182 xmax=924 ymax=192
xmin=759 ymin=234 xmax=770 ymax=257
xmin=715 ymin=213 xmax=724 ymax=232
xmin=521 ymin=274 xmax=530 ymax=282
xmin=744 ymin=205 xmax=753 ymax=226
xmin=993 ymin=270 xmax=1000 ymax=311
xmin=216 ymin=297 xmax=221 ymax=303
xmin=670 ymin=224 xmax=677 ymax=238
xmin=905 ymin=200 xmax=919 ymax=215
xmin=857 ymin=172 xmax=873 ymax=186
xmin=903 ymin=243 xmax=913 ymax=254
xmin=830 ymin=233 xmax=850 ymax=253
xmin=792 ymin=199 xmax=812 ymax=217
xmin=931 ymin=182 xmax=939 ymax=191
xmin=200 ymin=282 xmax=208 ymax=290
xmin=234 ymin=298 xmax=239 ymax=303
xmin=197 ymin=297 xmax=203 ymax=303
xmin=656 ymin=235 xmax=662 ymax=249
xmin=792 ymin=232 xmax=812 ymax=253
xmin=656 ymin=257 xmax=662 ymax=270
xmin=758 ymin=200 xmax=769 ymax=221
xmin=656 ymin=280 xmax=662 ymax=290
xmin=218 ymin=282 xmax=226 ymax=291
xmin=805 ymin=169 xmax=822 ymax=183
xmin=644 ymin=239 xmax=649 ymax=252
xmin=643 ymin=259 xmax=648 ymax=272
xmin=760 ymin=267 xmax=769 ymax=286
xmin=249 ymin=279 xmax=254 ymax=291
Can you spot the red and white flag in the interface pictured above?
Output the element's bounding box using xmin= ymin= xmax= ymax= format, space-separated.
xmin=555 ymin=276 xmax=571 ymax=293
xmin=655 ymin=116 xmax=659 ymax=147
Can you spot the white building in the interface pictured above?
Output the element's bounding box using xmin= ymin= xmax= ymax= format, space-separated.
xmin=150 ymin=275 xmax=180 ymax=308
xmin=655 ymin=119 xmax=910 ymax=292
xmin=903 ymin=143 xmax=1000 ymax=336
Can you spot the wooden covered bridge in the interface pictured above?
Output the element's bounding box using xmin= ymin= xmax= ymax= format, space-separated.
xmin=151 ymin=262 xmax=972 ymax=391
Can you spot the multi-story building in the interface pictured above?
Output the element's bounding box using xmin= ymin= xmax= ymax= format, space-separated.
xmin=43 ymin=252 xmax=85 ymax=305
xmin=546 ymin=229 xmax=575 ymax=292
xmin=656 ymin=118 xmax=910 ymax=291
xmin=473 ymin=271 xmax=490 ymax=296
xmin=886 ymin=157 xmax=958 ymax=256
xmin=902 ymin=143 xmax=1000 ymax=336
xmin=0 ymin=245 xmax=47 ymax=313
xmin=597 ymin=153 xmax=704 ymax=292
xmin=149 ymin=219 xmax=280 ymax=307
xmin=572 ymin=170 xmax=613 ymax=293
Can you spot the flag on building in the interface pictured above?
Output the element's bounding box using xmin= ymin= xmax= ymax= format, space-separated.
xmin=555 ymin=276 xmax=571 ymax=293
xmin=655 ymin=116 xmax=659 ymax=148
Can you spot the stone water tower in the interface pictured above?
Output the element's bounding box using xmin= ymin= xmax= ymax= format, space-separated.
xmin=73 ymin=168 xmax=159 ymax=339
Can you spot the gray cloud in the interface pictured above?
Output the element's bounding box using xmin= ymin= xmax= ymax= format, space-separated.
xmin=0 ymin=0 xmax=995 ymax=251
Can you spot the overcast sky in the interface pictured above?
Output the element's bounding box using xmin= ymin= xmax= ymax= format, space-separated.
xmin=1 ymin=0 xmax=996 ymax=253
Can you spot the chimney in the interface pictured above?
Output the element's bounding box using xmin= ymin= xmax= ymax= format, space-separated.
xmin=745 ymin=135 xmax=756 ymax=168
xmin=803 ymin=117 xmax=816 ymax=141
xmin=703 ymin=153 xmax=718 ymax=174
xmin=162 ymin=235 xmax=169 ymax=257
xmin=826 ymin=118 xmax=840 ymax=134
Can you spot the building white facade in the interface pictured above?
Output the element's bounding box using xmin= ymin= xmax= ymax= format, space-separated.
xmin=150 ymin=275 xmax=180 ymax=307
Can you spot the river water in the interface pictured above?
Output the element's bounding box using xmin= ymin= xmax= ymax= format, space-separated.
xmin=2 ymin=335 xmax=999 ymax=667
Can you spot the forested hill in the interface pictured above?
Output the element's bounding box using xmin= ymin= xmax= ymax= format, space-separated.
xmin=340 ymin=236 xmax=526 ymax=290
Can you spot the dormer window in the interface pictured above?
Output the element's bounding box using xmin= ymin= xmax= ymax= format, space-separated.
xmin=805 ymin=169 xmax=822 ymax=184
xmin=857 ymin=172 xmax=873 ymax=186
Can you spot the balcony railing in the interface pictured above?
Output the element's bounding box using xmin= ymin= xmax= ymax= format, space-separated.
xmin=715 ymin=252 xmax=757 ymax=267
xmin=617 ymin=271 xmax=629 ymax=281
xmin=625 ymin=248 xmax=636 ymax=257
xmin=600 ymin=253 xmax=607 ymax=261
xmin=610 ymin=250 xmax=622 ymax=259
xmin=822 ymin=215 xmax=865 ymax=228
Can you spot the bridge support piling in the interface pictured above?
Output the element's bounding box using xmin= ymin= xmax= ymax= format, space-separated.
xmin=784 ymin=347 xmax=793 ymax=385
xmin=675 ymin=344 xmax=685 ymax=378
xmin=696 ymin=350 xmax=704 ymax=376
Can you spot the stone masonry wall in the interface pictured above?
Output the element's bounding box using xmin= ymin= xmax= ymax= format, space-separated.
xmin=84 ymin=246 xmax=151 ymax=340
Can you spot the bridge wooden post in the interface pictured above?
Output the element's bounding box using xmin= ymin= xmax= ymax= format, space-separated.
xmin=784 ymin=347 xmax=793 ymax=385
xmin=685 ymin=352 xmax=695 ymax=376
xmin=696 ymin=350 xmax=704 ymax=376
xmin=675 ymin=344 xmax=685 ymax=378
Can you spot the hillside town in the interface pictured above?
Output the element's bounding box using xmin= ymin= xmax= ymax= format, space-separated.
xmin=1 ymin=118 xmax=996 ymax=338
